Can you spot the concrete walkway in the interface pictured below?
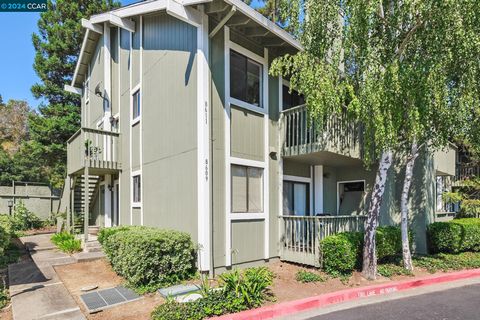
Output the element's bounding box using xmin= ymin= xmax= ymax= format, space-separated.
xmin=8 ymin=234 xmax=86 ymax=320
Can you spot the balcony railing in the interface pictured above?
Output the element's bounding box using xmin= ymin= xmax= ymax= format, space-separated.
xmin=280 ymin=215 xmax=367 ymax=267
xmin=280 ymin=105 xmax=363 ymax=158
xmin=67 ymin=127 xmax=121 ymax=175
xmin=455 ymin=165 xmax=480 ymax=182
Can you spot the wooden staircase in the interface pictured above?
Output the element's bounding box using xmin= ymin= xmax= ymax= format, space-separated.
xmin=73 ymin=175 xmax=100 ymax=215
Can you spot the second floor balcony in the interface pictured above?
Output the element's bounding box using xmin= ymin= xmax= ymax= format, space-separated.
xmin=67 ymin=127 xmax=122 ymax=175
xmin=280 ymin=105 xmax=363 ymax=159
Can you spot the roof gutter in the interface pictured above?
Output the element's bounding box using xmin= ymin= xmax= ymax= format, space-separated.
xmin=71 ymin=29 xmax=90 ymax=87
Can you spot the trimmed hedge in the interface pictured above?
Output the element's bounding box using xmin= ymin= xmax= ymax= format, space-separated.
xmin=101 ymin=226 xmax=196 ymax=291
xmin=427 ymin=218 xmax=480 ymax=254
xmin=320 ymin=226 xmax=409 ymax=275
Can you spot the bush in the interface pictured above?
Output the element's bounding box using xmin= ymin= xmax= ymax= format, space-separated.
xmin=427 ymin=218 xmax=480 ymax=254
xmin=10 ymin=202 xmax=44 ymax=231
xmin=414 ymin=252 xmax=480 ymax=273
xmin=0 ymin=215 xmax=12 ymax=255
xmin=377 ymin=264 xmax=412 ymax=278
xmin=97 ymin=225 xmax=142 ymax=245
xmin=102 ymin=226 xmax=196 ymax=291
xmin=320 ymin=226 xmax=408 ymax=275
xmin=295 ymin=270 xmax=325 ymax=283
xmin=51 ymin=232 xmax=81 ymax=254
xmin=151 ymin=267 xmax=274 ymax=320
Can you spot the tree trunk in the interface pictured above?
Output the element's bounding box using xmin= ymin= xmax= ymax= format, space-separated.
xmin=362 ymin=150 xmax=393 ymax=280
xmin=400 ymin=142 xmax=419 ymax=271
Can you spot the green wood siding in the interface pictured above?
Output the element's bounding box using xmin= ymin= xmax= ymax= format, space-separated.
xmin=88 ymin=36 xmax=104 ymax=127
xmin=111 ymin=27 xmax=119 ymax=116
xmin=119 ymin=28 xmax=131 ymax=226
xmin=141 ymin=13 xmax=198 ymax=240
xmin=231 ymin=220 xmax=265 ymax=264
xmin=132 ymin=17 xmax=141 ymax=88
xmin=230 ymin=106 xmax=264 ymax=161
xmin=210 ymin=29 xmax=226 ymax=268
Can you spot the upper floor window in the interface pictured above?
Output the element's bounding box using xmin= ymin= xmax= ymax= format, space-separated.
xmin=132 ymin=89 xmax=141 ymax=121
xmin=230 ymin=50 xmax=262 ymax=108
xmin=282 ymin=83 xmax=305 ymax=110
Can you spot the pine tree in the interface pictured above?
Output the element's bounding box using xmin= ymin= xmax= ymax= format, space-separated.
xmin=30 ymin=0 xmax=120 ymax=187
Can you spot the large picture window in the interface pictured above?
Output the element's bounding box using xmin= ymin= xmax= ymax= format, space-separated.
xmin=231 ymin=165 xmax=264 ymax=213
xmin=230 ymin=50 xmax=262 ymax=108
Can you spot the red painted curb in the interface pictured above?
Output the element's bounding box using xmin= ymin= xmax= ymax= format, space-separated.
xmin=212 ymin=268 xmax=480 ymax=320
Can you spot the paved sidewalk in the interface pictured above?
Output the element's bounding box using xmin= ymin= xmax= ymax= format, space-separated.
xmin=8 ymin=234 xmax=86 ymax=320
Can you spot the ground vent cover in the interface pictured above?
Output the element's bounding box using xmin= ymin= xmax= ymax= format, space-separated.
xmin=80 ymin=286 xmax=141 ymax=313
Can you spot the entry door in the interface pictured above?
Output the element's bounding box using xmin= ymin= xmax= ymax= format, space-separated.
xmin=283 ymin=181 xmax=310 ymax=216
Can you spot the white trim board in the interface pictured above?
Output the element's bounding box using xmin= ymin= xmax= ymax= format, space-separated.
xmin=196 ymin=7 xmax=211 ymax=272
xmin=224 ymin=26 xmax=270 ymax=266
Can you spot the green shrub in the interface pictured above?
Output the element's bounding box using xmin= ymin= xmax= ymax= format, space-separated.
xmin=102 ymin=227 xmax=196 ymax=291
xmin=220 ymin=267 xmax=274 ymax=308
xmin=320 ymin=232 xmax=362 ymax=276
xmin=427 ymin=218 xmax=480 ymax=254
xmin=0 ymin=215 xmax=12 ymax=255
xmin=97 ymin=225 xmax=142 ymax=244
xmin=377 ymin=263 xmax=413 ymax=278
xmin=295 ymin=270 xmax=325 ymax=283
xmin=320 ymin=226 xmax=408 ymax=275
xmin=152 ymin=267 xmax=274 ymax=320
xmin=414 ymin=252 xmax=480 ymax=273
xmin=51 ymin=232 xmax=81 ymax=254
xmin=10 ymin=202 xmax=44 ymax=231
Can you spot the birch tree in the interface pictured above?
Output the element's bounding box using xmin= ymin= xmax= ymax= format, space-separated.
xmin=271 ymin=0 xmax=480 ymax=279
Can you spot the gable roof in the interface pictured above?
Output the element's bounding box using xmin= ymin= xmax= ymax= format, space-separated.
xmin=70 ymin=0 xmax=302 ymax=88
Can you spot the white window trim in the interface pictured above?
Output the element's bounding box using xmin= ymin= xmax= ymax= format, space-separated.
xmin=283 ymin=174 xmax=314 ymax=216
xmin=336 ymin=180 xmax=366 ymax=215
xmin=131 ymin=83 xmax=141 ymax=125
xmin=131 ymin=170 xmax=142 ymax=208
xmin=230 ymin=162 xmax=266 ymax=215
xmin=228 ymin=41 xmax=267 ymax=115
xmin=224 ymin=26 xmax=270 ymax=266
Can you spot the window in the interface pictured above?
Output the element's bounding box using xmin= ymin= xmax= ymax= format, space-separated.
xmin=283 ymin=181 xmax=310 ymax=216
xmin=230 ymin=50 xmax=262 ymax=108
xmin=338 ymin=181 xmax=365 ymax=215
xmin=132 ymin=89 xmax=141 ymax=120
xmin=85 ymin=78 xmax=90 ymax=102
xmin=132 ymin=174 xmax=141 ymax=204
xmin=231 ymin=165 xmax=264 ymax=213
xmin=282 ymin=84 xmax=305 ymax=110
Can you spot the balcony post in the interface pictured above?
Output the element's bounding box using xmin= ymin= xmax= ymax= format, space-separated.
xmin=83 ymin=166 xmax=89 ymax=246
xmin=66 ymin=176 xmax=71 ymax=233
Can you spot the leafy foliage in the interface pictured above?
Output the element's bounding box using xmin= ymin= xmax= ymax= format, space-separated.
xmin=377 ymin=264 xmax=413 ymax=278
xmin=9 ymin=202 xmax=44 ymax=231
xmin=151 ymin=267 xmax=274 ymax=320
xmin=101 ymin=226 xmax=196 ymax=291
xmin=320 ymin=226 xmax=410 ymax=275
xmin=427 ymin=218 xmax=480 ymax=254
xmin=30 ymin=0 xmax=120 ymax=187
xmin=0 ymin=215 xmax=12 ymax=256
xmin=51 ymin=232 xmax=81 ymax=253
xmin=414 ymin=252 xmax=480 ymax=274
xmin=295 ymin=270 xmax=326 ymax=283
xmin=219 ymin=267 xmax=274 ymax=308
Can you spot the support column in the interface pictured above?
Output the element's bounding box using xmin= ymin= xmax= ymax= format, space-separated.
xmin=67 ymin=176 xmax=72 ymax=233
xmin=314 ymin=165 xmax=324 ymax=215
xmin=84 ymin=167 xmax=89 ymax=244
xmin=105 ymin=174 xmax=112 ymax=227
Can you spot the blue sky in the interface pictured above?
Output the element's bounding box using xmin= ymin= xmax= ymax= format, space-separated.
xmin=0 ymin=0 xmax=137 ymax=109
xmin=0 ymin=1 xmax=264 ymax=110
